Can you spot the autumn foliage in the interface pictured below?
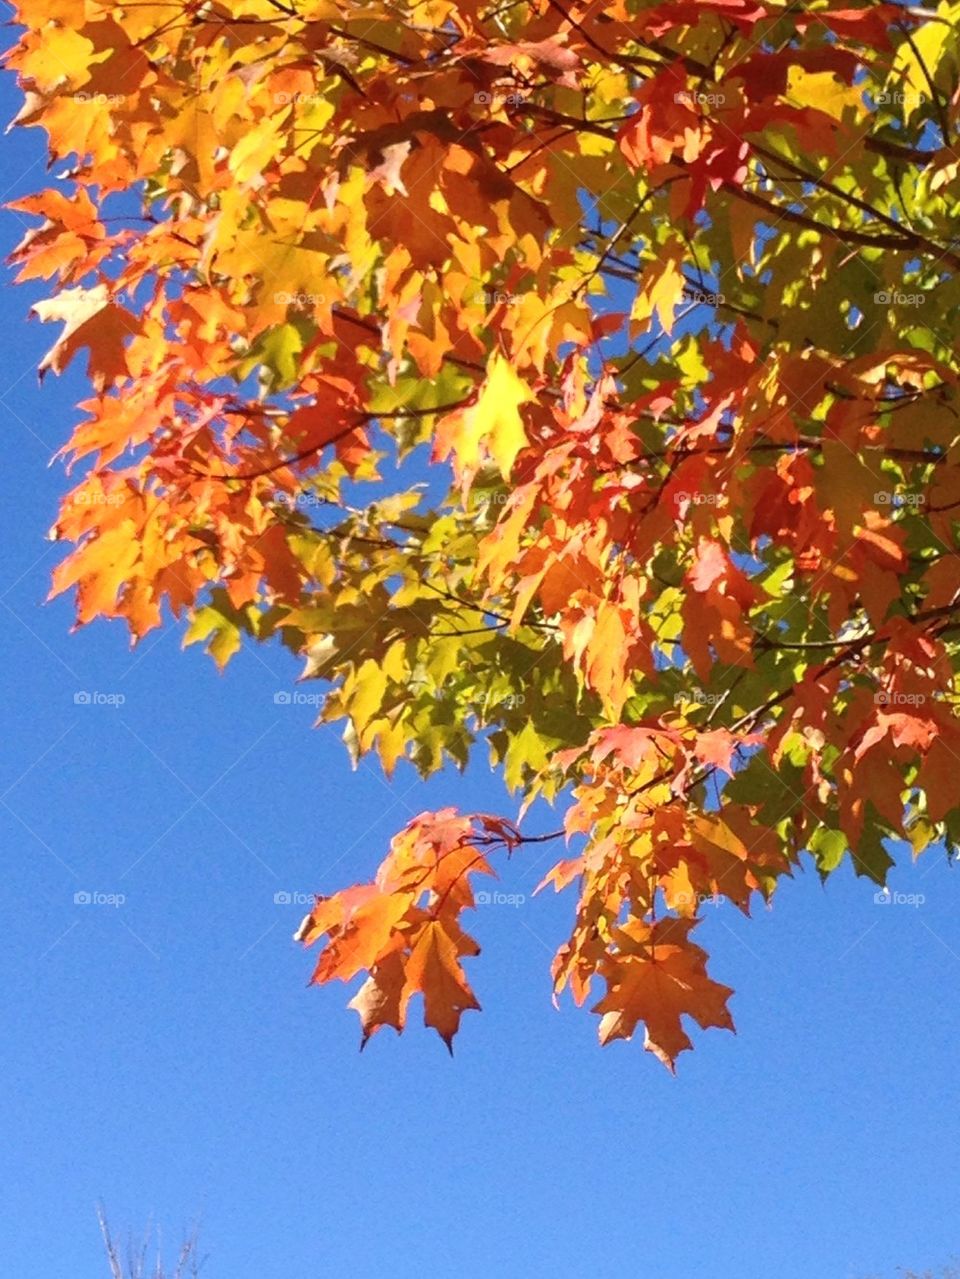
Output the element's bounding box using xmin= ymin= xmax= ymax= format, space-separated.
xmin=8 ymin=0 xmax=960 ymax=1066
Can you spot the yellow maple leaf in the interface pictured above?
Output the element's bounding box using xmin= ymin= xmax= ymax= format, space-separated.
xmin=631 ymin=244 xmax=685 ymax=334
xmin=11 ymin=25 xmax=96 ymax=93
xmin=435 ymin=353 xmax=534 ymax=481
xmin=785 ymin=68 xmax=866 ymax=121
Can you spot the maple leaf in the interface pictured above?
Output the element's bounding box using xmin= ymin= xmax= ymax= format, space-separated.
xmin=404 ymin=919 xmax=481 ymax=1053
xmin=434 ymin=353 xmax=535 ymax=484
xmin=618 ymin=73 xmax=705 ymax=170
xmin=33 ymin=285 xmax=138 ymax=391
xmin=632 ymin=244 xmax=686 ymax=334
xmin=349 ymin=953 xmax=409 ymax=1048
xmin=593 ymin=920 xmax=735 ymax=1070
xmin=8 ymin=24 xmax=96 ymax=93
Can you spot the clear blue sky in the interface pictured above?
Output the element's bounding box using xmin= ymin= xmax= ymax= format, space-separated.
xmin=1 ymin=66 xmax=959 ymax=1279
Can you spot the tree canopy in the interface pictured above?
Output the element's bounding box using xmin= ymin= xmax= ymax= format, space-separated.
xmin=8 ymin=0 xmax=960 ymax=1066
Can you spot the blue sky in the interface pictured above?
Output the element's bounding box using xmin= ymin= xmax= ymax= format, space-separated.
xmin=1 ymin=65 xmax=960 ymax=1279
